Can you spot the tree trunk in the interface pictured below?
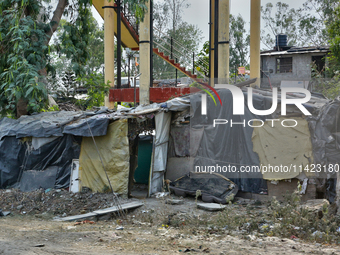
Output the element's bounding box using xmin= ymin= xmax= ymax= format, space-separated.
xmin=17 ymin=0 xmax=68 ymax=117
xmin=41 ymin=0 xmax=68 ymax=83
xmin=45 ymin=0 xmax=68 ymax=45
xmin=16 ymin=99 xmax=28 ymax=118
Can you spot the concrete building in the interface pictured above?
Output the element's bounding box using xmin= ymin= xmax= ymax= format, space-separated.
xmin=260 ymin=45 xmax=330 ymax=88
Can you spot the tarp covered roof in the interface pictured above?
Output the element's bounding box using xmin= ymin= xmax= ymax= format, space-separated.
xmin=0 ymin=104 xmax=165 ymax=140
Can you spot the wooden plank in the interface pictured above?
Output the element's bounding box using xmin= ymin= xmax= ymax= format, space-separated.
xmin=93 ymin=201 xmax=143 ymax=214
xmin=54 ymin=201 xmax=143 ymax=222
xmin=54 ymin=212 xmax=97 ymax=222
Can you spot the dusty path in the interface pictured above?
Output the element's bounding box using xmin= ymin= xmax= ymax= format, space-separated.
xmin=1 ymin=190 xmax=340 ymax=254
xmin=1 ymin=216 xmax=340 ymax=255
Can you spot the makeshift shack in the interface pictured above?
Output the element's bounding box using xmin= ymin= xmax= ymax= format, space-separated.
xmin=0 ymin=87 xmax=339 ymax=202
xmin=164 ymin=88 xmax=340 ymax=202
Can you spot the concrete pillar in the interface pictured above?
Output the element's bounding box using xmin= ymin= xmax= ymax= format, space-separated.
xmin=210 ymin=0 xmax=215 ymax=86
xmin=218 ymin=0 xmax=230 ymax=84
xmin=139 ymin=0 xmax=151 ymax=105
xmin=104 ymin=0 xmax=115 ymax=109
xmin=250 ymin=0 xmax=261 ymax=87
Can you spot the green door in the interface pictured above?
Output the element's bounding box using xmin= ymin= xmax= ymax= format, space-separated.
xmin=134 ymin=135 xmax=153 ymax=184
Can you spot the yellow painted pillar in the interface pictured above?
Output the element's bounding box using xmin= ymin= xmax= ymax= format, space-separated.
xmin=250 ymin=0 xmax=261 ymax=87
xmin=139 ymin=0 xmax=151 ymax=105
xmin=210 ymin=0 xmax=215 ymax=86
xmin=103 ymin=0 xmax=115 ymax=108
xmin=218 ymin=0 xmax=230 ymax=84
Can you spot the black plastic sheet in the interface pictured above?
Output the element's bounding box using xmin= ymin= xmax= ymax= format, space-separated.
xmin=170 ymin=173 xmax=238 ymax=204
xmin=190 ymin=89 xmax=270 ymax=194
xmin=0 ymin=135 xmax=81 ymax=190
xmin=0 ymin=111 xmax=111 ymax=140
xmin=308 ymin=100 xmax=340 ymax=201
xmin=0 ymin=137 xmax=26 ymax=188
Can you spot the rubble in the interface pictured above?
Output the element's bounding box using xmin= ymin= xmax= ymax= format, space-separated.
xmin=0 ymin=188 xmax=129 ymax=217
xmin=57 ymin=102 xmax=81 ymax=111
xmin=165 ymin=199 xmax=184 ymax=205
xmin=301 ymin=199 xmax=330 ymax=217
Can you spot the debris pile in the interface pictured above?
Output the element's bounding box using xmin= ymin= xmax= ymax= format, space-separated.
xmin=0 ymin=189 xmax=127 ymax=217
xmin=57 ymin=102 xmax=81 ymax=111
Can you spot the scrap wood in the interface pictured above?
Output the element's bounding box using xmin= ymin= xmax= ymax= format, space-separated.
xmin=54 ymin=201 xmax=143 ymax=222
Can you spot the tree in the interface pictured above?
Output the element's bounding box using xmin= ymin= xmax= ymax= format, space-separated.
xmin=152 ymin=0 xmax=203 ymax=80
xmin=167 ymin=0 xmax=190 ymax=36
xmin=327 ymin=3 xmax=340 ymax=69
xmin=298 ymin=0 xmax=339 ymax=46
xmin=261 ymin=0 xmax=338 ymax=49
xmin=50 ymin=14 xmax=113 ymax=109
xmin=261 ymin=2 xmax=298 ymax=49
xmin=195 ymin=41 xmax=209 ymax=77
xmin=195 ymin=14 xmax=250 ymax=77
xmin=229 ymin=14 xmax=250 ymax=70
xmin=121 ymin=48 xmax=139 ymax=81
xmin=0 ymin=0 xmax=148 ymax=117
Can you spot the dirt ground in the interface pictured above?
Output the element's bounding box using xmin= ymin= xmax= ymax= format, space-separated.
xmin=1 ymin=193 xmax=340 ymax=255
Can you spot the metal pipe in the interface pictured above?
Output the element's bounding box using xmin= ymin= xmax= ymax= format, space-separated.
xmin=214 ymin=0 xmax=219 ymax=81
xmin=170 ymin=37 xmax=173 ymax=59
xmin=176 ymin=57 xmax=178 ymax=85
xmin=193 ymin=52 xmax=195 ymax=75
xmin=134 ymin=73 xmax=142 ymax=106
xmin=117 ymin=0 xmax=122 ymax=90
xmin=209 ymin=0 xmax=212 ymax=85
xmin=134 ymin=76 xmax=136 ymax=106
xmin=150 ymin=0 xmax=153 ymax=88
xmin=128 ymin=55 xmax=131 ymax=87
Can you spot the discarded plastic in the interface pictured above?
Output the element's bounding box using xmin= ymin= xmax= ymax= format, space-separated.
xmin=0 ymin=209 xmax=10 ymax=217
xmin=155 ymin=192 xmax=169 ymax=198
xmin=45 ymin=188 xmax=52 ymax=193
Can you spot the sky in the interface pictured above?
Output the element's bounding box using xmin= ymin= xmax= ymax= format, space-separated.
xmin=91 ymin=0 xmax=308 ymax=50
